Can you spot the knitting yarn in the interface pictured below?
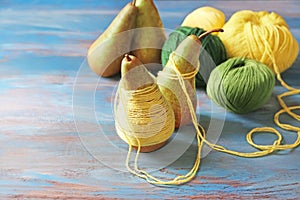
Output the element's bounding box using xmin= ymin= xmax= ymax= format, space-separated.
xmin=115 ymin=84 xmax=175 ymax=147
xmin=161 ymin=26 xmax=227 ymax=87
xmin=181 ymin=6 xmax=225 ymax=31
xmin=218 ymin=10 xmax=299 ymax=73
xmin=207 ymin=57 xmax=275 ymax=114
xmin=114 ymin=59 xmax=175 ymax=151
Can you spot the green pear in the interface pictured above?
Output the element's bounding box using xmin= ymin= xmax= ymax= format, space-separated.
xmin=131 ymin=0 xmax=166 ymax=71
xmin=87 ymin=3 xmax=137 ymax=77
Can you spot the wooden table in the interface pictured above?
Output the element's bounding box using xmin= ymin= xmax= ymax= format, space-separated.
xmin=1 ymin=1 xmax=299 ymax=199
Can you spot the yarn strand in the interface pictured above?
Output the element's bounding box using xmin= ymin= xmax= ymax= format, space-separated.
xmin=257 ymin=26 xmax=300 ymax=146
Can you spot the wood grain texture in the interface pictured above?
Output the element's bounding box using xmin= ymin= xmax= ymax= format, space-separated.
xmin=1 ymin=1 xmax=300 ymax=199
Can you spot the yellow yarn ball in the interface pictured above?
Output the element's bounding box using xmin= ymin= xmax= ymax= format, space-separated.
xmin=218 ymin=10 xmax=299 ymax=73
xmin=181 ymin=6 xmax=225 ymax=31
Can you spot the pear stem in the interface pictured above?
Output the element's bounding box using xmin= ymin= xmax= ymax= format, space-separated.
xmin=198 ymin=28 xmax=224 ymax=41
xmin=124 ymin=54 xmax=132 ymax=61
xmin=132 ymin=0 xmax=136 ymax=6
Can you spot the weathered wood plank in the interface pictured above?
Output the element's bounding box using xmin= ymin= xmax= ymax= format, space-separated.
xmin=0 ymin=1 xmax=299 ymax=199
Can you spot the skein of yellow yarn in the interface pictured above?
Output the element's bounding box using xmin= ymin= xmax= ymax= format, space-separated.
xmin=181 ymin=6 xmax=225 ymax=31
xmin=218 ymin=10 xmax=299 ymax=73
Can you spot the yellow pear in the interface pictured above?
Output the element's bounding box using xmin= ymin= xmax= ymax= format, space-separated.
xmin=87 ymin=3 xmax=137 ymax=77
xmin=131 ymin=0 xmax=166 ymax=71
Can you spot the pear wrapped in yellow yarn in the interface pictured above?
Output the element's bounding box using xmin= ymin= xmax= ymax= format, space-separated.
xmin=158 ymin=35 xmax=200 ymax=128
xmin=114 ymin=54 xmax=175 ymax=152
xmin=158 ymin=29 xmax=223 ymax=128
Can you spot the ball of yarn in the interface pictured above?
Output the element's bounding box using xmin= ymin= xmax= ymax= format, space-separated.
xmin=207 ymin=57 xmax=275 ymax=114
xmin=218 ymin=10 xmax=299 ymax=73
xmin=162 ymin=26 xmax=227 ymax=88
xmin=181 ymin=6 xmax=225 ymax=31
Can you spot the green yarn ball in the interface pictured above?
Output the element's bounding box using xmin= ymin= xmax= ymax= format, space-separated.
xmin=207 ymin=57 xmax=275 ymax=114
xmin=161 ymin=26 xmax=227 ymax=88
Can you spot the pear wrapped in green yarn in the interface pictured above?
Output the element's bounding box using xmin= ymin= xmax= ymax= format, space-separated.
xmin=207 ymin=57 xmax=275 ymax=114
xmin=161 ymin=26 xmax=227 ymax=88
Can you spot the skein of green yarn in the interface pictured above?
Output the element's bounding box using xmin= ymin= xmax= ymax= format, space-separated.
xmin=207 ymin=57 xmax=275 ymax=114
xmin=161 ymin=26 xmax=227 ymax=88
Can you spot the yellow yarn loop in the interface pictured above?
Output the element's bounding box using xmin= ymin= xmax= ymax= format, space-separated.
xmin=124 ymin=127 xmax=204 ymax=185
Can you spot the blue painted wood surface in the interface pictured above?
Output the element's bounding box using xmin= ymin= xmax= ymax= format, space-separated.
xmin=1 ymin=0 xmax=300 ymax=199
